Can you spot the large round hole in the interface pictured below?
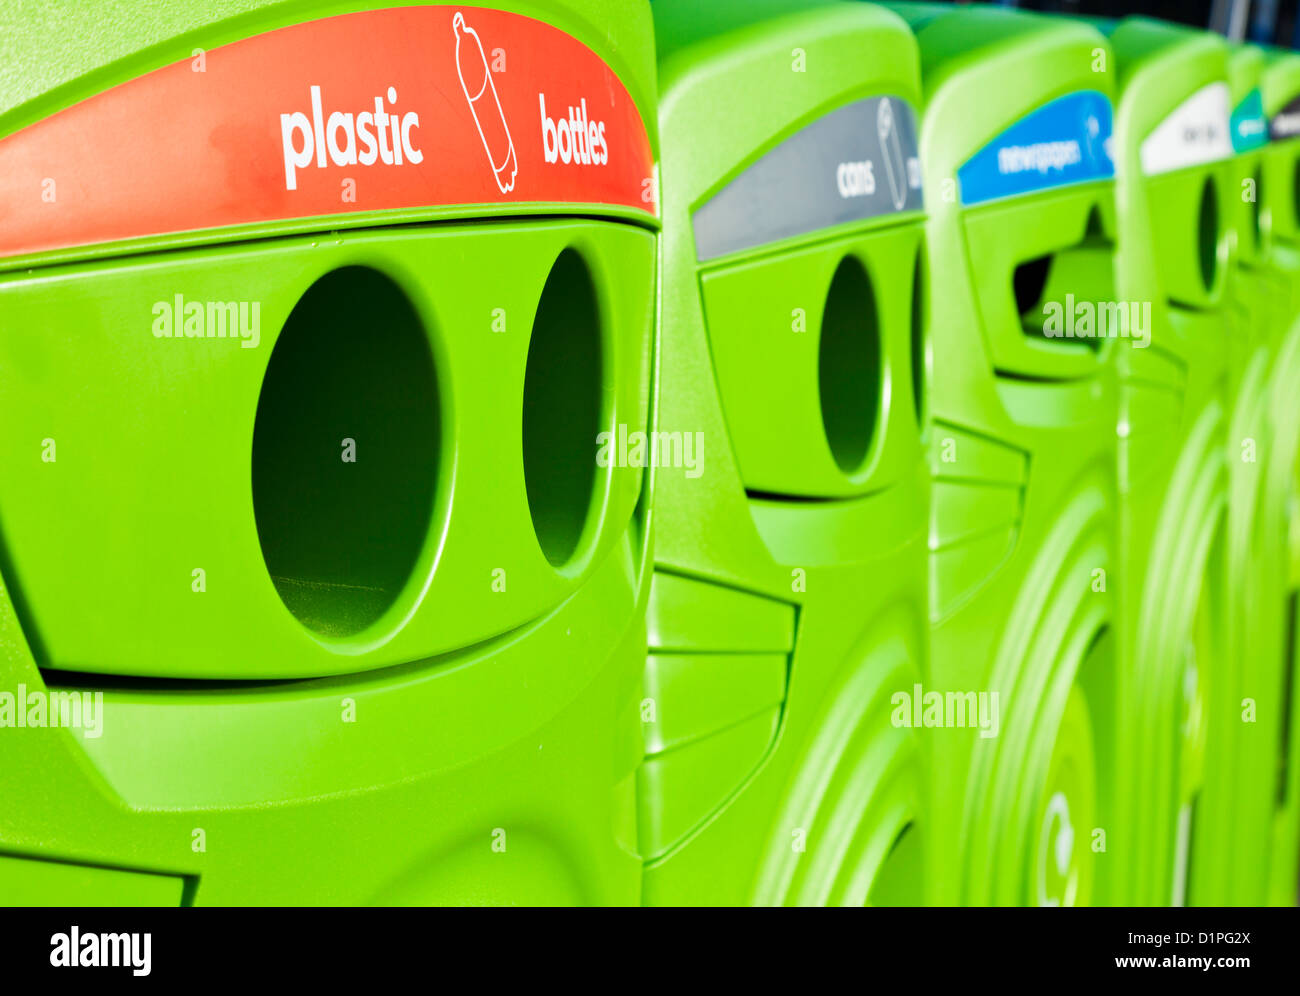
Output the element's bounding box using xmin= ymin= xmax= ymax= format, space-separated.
xmin=522 ymin=249 xmax=603 ymax=568
xmin=910 ymin=248 xmax=927 ymax=428
xmin=819 ymin=255 xmax=881 ymax=475
xmin=252 ymin=266 xmax=439 ymax=638
xmin=1197 ymin=176 xmax=1220 ymax=294
xmin=1292 ymin=158 xmax=1300 ymax=231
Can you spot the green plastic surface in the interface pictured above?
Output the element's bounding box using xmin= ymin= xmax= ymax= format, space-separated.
xmin=3 ymin=0 xmax=1299 ymax=908
xmin=1222 ymin=45 xmax=1300 ymax=907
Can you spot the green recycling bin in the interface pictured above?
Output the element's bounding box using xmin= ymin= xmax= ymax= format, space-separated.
xmin=1103 ymin=16 xmax=1234 ymax=908
xmin=1192 ymin=40 xmax=1276 ymax=909
xmin=891 ymin=4 xmax=1119 ymax=907
xmin=0 ymin=0 xmax=659 ymax=905
xmin=1232 ymin=46 xmax=1300 ymax=907
xmin=644 ymin=0 xmax=929 ymax=906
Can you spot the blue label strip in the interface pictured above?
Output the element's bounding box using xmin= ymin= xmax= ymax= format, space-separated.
xmin=1232 ymin=89 xmax=1269 ymax=153
xmin=958 ymin=90 xmax=1115 ymax=206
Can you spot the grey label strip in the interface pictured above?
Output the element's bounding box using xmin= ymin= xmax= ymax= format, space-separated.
xmin=1270 ymin=95 xmax=1300 ymax=140
xmin=692 ymin=96 xmax=924 ymax=262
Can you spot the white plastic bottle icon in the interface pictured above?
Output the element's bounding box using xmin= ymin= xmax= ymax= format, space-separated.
xmin=878 ymin=98 xmax=907 ymax=211
xmin=454 ymin=11 xmax=517 ymax=193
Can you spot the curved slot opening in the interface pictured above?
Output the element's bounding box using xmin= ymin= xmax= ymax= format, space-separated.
xmin=1013 ymin=254 xmax=1053 ymax=319
xmin=252 ymin=266 xmax=440 ymax=638
xmin=522 ymin=248 xmax=604 ymax=568
xmin=1016 ymin=208 xmax=1115 ymax=355
xmin=818 ymin=255 xmax=881 ymax=475
xmin=910 ymin=247 xmax=928 ymax=429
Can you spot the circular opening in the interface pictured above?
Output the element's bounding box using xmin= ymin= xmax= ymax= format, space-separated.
xmin=1197 ymin=175 xmax=1220 ymax=294
xmin=818 ymin=255 xmax=882 ymax=475
xmin=1292 ymin=158 xmax=1300 ymax=231
xmin=522 ymin=248 xmax=603 ymax=568
xmin=910 ymin=248 xmax=928 ymax=429
xmin=1252 ymin=165 xmax=1265 ymax=253
xmin=1031 ymin=629 xmax=1106 ymax=908
xmin=252 ymin=266 xmax=440 ymax=638
xmin=1034 ymin=689 xmax=1096 ymax=907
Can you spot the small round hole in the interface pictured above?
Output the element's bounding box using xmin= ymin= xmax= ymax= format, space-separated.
xmin=1197 ymin=176 xmax=1219 ymax=293
xmin=522 ymin=249 xmax=603 ymax=568
xmin=252 ymin=266 xmax=440 ymax=638
xmin=910 ymin=248 xmax=927 ymax=428
xmin=819 ymin=256 xmax=881 ymax=475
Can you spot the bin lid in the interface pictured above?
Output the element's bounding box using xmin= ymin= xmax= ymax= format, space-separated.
xmin=890 ymin=5 xmax=1116 ymax=207
xmin=1261 ymin=46 xmax=1300 ymax=139
xmin=1228 ymin=46 xmax=1268 ymax=155
xmin=0 ymin=1 xmax=660 ymax=267
xmin=654 ymin=0 xmax=925 ymax=263
xmin=1104 ymin=18 xmax=1232 ymax=179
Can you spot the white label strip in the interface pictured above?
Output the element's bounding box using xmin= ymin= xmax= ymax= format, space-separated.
xmin=1139 ymin=82 xmax=1232 ymax=176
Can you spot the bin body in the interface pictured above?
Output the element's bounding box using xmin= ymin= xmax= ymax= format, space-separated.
xmin=892 ymin=4 xmax=1119 ymax=907
xmin=645 ymin=0 xmax=929 ymax=905
xmin=0 ymin=0 xmax=659 ymax=905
